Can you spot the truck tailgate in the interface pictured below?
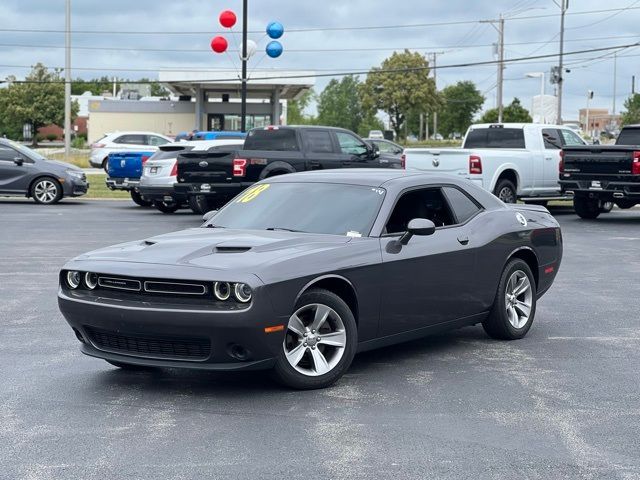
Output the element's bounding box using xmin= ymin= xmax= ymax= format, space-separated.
xmin=107 ymin=151 xmax=153 ymax=179
xmin=177 ymin=149 xmax=237 ymax=184
xmin=403 ymin=149 xmax=473 ymax=176
xmin=563 ymin=146 xmax=636 ymax=176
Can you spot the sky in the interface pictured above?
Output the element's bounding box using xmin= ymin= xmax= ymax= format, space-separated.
xmin=1 ymin=0 xmax=639 ymax=122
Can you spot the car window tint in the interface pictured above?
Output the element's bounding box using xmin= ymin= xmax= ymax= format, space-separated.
xmin=442 ymin=186 xmax=481 ymax=224
xmin=305 ymin=131 xmax=334 ymax=153
xmin=336 ymin=132 xmax=368 ymax=155
xmin=386 ymin=188 xmax=455 ymax=234
xmin=542 ymin=129 xmax=562 ymax=149
xmin=0 ymin=145 xmax=18 ymax=161
xmin=148 ymin=135 xmax=170 ymax=146
xmin=374 ymin=141 xmax=394 ymax=153
xmin=464 ymin=128 xmax=525 ymax=148
xmin=560 ymin=129 xmax=585 ymax=146
xmin=244 ymin=129 xmax=299 ymax=151
xmin=616 ymin=128 xmax=640 ymax=145
xmin=114 ymin=134 xmax=146 ymax=145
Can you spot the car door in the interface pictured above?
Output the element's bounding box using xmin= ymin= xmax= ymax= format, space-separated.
xmin=541 ymin=128 xmax=563 ymax=191
xmin=301 ymin=130 xmax=345 ymax=170
xmin=0 ymin=145 xmax=31 ymax=193
xmin=378 ymin=185 xmax=481 ymax=336
xmin=334 ymin=131 xmax=379 ymax=168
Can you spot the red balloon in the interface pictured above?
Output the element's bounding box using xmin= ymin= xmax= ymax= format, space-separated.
xmin=210 ymin=36 xmax=228 ymax=53
xmin=219 ymin=10 xmax=237 ymax=28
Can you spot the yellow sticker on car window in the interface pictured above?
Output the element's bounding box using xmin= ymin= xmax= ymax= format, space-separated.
xmin=236 ymin=184 xmax=270 ymax=203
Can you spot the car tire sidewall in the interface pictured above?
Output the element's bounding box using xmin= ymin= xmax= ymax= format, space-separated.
xmin=494 ymin=179 xmax=517 ymax=204
xmin=130 ymin=189 xmax=152 ymax=207
xmin=31 ymin=177 xmax=63 ymax=204
xmin=272 ymin=289 xmax=357 ymax=390
xmin=154 ymin=200 xmax=180 ymax=214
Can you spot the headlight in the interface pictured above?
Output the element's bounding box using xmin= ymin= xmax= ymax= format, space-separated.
xmin=234 ymin=283 xmax=252 ymax=303
xmin=84 ymin=272 xmax=98 ymax=290
xmin=66 ymin=271 xmax=80 ymax=289
xmin=66 ymin=169 xmax=84 ymax=180
xmin=213 ymin=282 xmax=231 ymax=301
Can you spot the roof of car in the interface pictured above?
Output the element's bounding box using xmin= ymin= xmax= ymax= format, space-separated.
xmin=265 ymin=169 xmax=463 ymax=188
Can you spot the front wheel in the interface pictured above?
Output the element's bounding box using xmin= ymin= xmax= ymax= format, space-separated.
xmin=494 ymin=179 xmax=517 ymax=204
xmin=31 ymin=177 xmax=63 ymax=204
xmin=482 ymin=259 xmax=537 ymax=340
xmin=573 ymin=196 xmax=601 ymax=219
xmin=130 ymin=189 xmax=152 ymax=207
xmin=272 ymin=289 xmax=357 ymax=389
xmin=154 ymin=200 xmax=180 ymax=214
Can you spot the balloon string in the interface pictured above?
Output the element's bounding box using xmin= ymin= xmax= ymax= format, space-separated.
xmin=224 ymin=50 xmax=241 ymax=80
xmin=248 ymin=53 xmax=268 ymax=79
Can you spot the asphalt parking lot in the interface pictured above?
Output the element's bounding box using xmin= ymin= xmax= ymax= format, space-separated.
xmin=1 ymin=199 xmax=639 ymax=479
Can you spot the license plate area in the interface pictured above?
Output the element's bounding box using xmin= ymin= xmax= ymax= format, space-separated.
xmin=590 ymin=180 xmax=602 ymax=190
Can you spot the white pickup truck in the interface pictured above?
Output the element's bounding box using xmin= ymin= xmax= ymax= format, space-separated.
xmin=403 ymin=123 xmax=586 ymax=203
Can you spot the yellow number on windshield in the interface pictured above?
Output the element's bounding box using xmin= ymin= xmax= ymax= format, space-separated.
xmin=236 ymin=184 xmax=270 ymax=203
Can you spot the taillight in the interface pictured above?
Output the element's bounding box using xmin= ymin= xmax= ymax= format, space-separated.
xmin=400 ymin=154 xmax=406 ymax=169
xmin=633 ymin=151 xmax=640 ymax=175
xmin=559 ymin=150 xmax=565 ymax=173
xmin=469 ymin=155 xmax=482 ymax=174
xmin=170 ymin=162 xmax=177 ymax=177
xmin=233 ymin=158 xmax=248 ymax=177
xmin=91 ymin=143 xmax=105 ymax=149
xmin=141 ymin=155 xmax=150 ymax=164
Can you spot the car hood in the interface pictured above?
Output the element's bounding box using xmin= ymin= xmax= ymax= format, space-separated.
xmin=71 ymin=228 xmax=353 ymax=273
xmin=42 ymin=159 xmax=83 ymax=172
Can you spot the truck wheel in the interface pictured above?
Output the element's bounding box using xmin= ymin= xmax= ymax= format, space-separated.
xmin=188 ymin=195 xmax=209 ymax=214
xmin=573 ymin=196 xmax=601 ymax=219
xmin=130 ymin=190 xmax=152 ymax=207
xmin=101 ymin=158 xmax=109 ymax=174
xmin=494 ymin=179 xmax=517 ymax=204
xmin=600 ymin=201 xmax=614 ymax=213
xmin=615 ymin=200 xmax=636 ymax=209
xmin=154 ymin=200 xmax=180 ymax=214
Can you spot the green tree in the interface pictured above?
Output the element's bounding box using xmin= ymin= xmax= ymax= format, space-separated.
xmin=0 ymin=64 xmax=79 ymax=144
xmin=357 ymin=112 xmax=385 ymax=138
xmin=361 ymin=50 xmax=440 ymax=140
xmin=479 ymin=98 xmax=532 ymax=123
xmin=621 ymin=94 xmax=640 ymax=125
xmin=317 ymin=76 xmax=363 ymax=133
xmin=71 ymin=76 xmax=112 ymax=95
xmin=287 ymin=89 xmax=316 ymax=125
xmin=438 ymin=81 xmax=485 ymax=137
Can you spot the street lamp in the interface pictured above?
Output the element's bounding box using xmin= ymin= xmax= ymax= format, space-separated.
xmin=585 ymin=90 xmax=594 ymax=139
xmin=525 ymin=72 xmax=545 ymax=98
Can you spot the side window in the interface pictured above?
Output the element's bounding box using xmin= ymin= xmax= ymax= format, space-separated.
xmin=114 ymin=134 xmax=146 ymax=145
xmin=542 ymin=129 xmax=562 ymax=149
xmin=148 ymin=135 xmax=170 ymax=146
xmin=375 ymin=141 xmax=394 ymax=153
xmin=560 ymin=129 xmax=585 ymax=146
xmin=305 ymin=131 xmax=334 ymax=153
xmin=385 ymin=188 xmax=456 ymax=234
xmin=336 ymin=132 xmax=368 ymax=155
xmin=0 ymin=145 xmax=18 ymax=161
xmin=442 ymin=186 xmax=481 ymax=224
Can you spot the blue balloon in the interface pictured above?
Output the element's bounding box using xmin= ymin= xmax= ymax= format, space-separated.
xmin=266 ymin=21 xmax=284 ymax=39
xmin=266 ymin=40 xmax=283 ymax=58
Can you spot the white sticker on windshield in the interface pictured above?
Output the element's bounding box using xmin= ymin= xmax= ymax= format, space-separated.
xmin=346 ymin=231 xmax=362 ymax=237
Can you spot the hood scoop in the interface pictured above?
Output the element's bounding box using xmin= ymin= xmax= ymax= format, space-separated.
xmin=214 ymin=246 xmax=252 ymax=253
xmin=142 ymin=240 xmax=157 ymax=246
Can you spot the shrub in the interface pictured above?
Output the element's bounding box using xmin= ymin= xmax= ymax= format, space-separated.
xmin=71 ymin=136 xmax=86 ymax=149
xmin=46 ymin=134 xmax=58 ymax=142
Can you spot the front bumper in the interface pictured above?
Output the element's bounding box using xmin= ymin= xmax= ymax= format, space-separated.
xmin=138 ymin=185 xmax=187 ymax=204
xmin=62 ymin=178 xmax=89 ymax=197
xmin=106 ymin=178 xmax=139 ymax=191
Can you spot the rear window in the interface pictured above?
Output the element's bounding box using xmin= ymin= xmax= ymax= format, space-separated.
xmin=464 ymin=128 xmax=526 ymax=149
xmin=149 ymin=146 xmax=194 ymax=160
xmin=615 ymin=127 xmax=640 ymax=145
xmin=244 ymin=129 xmax=299 ymax=151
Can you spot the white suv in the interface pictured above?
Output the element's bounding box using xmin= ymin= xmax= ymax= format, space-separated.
xmin=89 ymin=131 xmax=173 ymax=170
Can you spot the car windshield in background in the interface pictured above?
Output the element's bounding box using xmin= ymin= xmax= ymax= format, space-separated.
xmin=615 ymin=128 xmax=640 ymax=146
xmin=244 ymin=129 xmax=299 ymax=151
xmin=209 ymin=183 xmax=386 ymax=236
xmin=464 ymin=128 xmax=526 ymax=148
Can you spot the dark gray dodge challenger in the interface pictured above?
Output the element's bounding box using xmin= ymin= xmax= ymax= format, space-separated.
xmin=58 ymin=169 xmax=562 ymax=389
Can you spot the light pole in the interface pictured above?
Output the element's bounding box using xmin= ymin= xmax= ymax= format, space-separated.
xmin=64 ymin=0 xmax=71 ymax=160
xmin=240 ymin=0 xmax=248 ymax=132
xmin=554 ymin=0 xmax=568 ymax=124
xmin=585 ymin=90 xmax=593 ymax=139
xmin=526 ymin=72 xmax=545 ymax=98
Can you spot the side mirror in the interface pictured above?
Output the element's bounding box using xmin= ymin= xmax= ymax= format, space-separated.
xmin=370 ymin=143 xmax=380 ymax=159
xmin=399 ymin=218 xmax=436 ymax=245
xmin=202 ymin=209 xmax=218 ymax=223
xmin=13 ymin=157 xmax=24 ymax=166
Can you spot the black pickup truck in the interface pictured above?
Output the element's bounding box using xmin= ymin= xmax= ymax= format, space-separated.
xmin=175 ymin=125 xmax=401 ymax=213
xmin=560 ymin=125 xmax=640 ymax=218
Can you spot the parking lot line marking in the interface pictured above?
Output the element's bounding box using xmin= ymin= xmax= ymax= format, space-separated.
xmin=548 ymin=336 xmax=640 ymax=341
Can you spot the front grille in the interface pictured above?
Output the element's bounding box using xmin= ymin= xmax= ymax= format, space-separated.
xmin=96 ymin=275 xmax=209 ymax=297
xmin=85 ymin=326 xmax=211 ymax=361
xmin=143 ymin=280 xmax=206 ymax=295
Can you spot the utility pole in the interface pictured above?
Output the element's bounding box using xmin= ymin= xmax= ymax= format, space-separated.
xmin=556 ymin=0 xmax=568 ymax=124
xmin=586 ymin=90 xmax=593 ymax=139
xmin=612 ymin=52 xmax=617 ymax=115
xmin=427 ymin=51 xmax=444 ymax=139
xmin=240 ymin=0 xmax=248 ymax=132
xmin=481 ymin=16 xmax=505 ymax=122
xmin=64 ymin=0 xmax=71 ymax=160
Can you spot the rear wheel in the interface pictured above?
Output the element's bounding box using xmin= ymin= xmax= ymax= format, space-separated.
xmin=101 ymin=158 xmax=109 ymax=173
xmin=600 ymin=201 xmax=614 ymax=213
xmin=154 ymin=200 xmax=180 ymax=214
xmin=482 ymin=259 xmax=537 ymax=340
xmin=494 ymin=179 xmax=517 ymax=204
xmin=272 ymin=288 xmax=357 ymax=390
xmin=573 ymin=196 xmax=601 ymax=219
xmin=130 ymin=190 xmax=152 ymax=207
xmin=31 ymin=177 xmax=63 ymax=204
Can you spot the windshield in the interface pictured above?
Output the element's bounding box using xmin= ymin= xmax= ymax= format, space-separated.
xmin=6 ymin=141 xmax=46 ymax=161
xmin=208 ymin=182 xmax=386 ymax=236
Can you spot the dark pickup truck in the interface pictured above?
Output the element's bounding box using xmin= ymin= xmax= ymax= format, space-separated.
xmin=175 ymin=125 xmax=401 ymax=213
xmin=560 ymin=125 xmax=640 ymax=218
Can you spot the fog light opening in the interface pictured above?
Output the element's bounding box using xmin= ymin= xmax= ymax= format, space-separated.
xmin=228 ymin=344 xmax=251 ymax=361
xmin=72 ymin=328 xmax=86 ymax=343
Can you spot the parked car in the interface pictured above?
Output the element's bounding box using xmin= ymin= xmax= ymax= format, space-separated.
xmin=89 ymin=132 xmax=173 ymax=170
xmin=368 ymin=129 xmax=384 ymax=139
xmin=58 ymin=169 xmax=562 ymax=389
xmin=403 ymin=123 xmax=586 ymax=204
xmin=560 ymin=124 xmax=640 ymax=218
xmin=0 ymin=139 xmax=88 ymax=204
xmin=175 ymin=125 xmax=401 ymax=213
xmin=139 ymin=139 xmax=245 ymax=214
xmin=366 ymin=138 xmax=403 ymax=157
xmin=105 ymin=151 xmax=155 ymax=206
xmin=191 ymin=131 xmax=247 ymax=141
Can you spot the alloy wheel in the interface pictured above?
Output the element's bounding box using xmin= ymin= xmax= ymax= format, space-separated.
xmin=34 ymin=180 xmax=58 ymax=203
xmin=498 ymin=186 xmax=516 ymax=203
xmin=504 ymin=270 xmax=533 ymax=329
xmin=283 ymin=303 xmax=347 ymax=376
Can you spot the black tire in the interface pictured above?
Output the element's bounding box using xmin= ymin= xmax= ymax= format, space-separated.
xmin=600 ymin=201 xmax=614 ymax=213
xmin=105 ymin=360 xmax=155 ymax=371
xmin=482 ymin=258 xmax=537 ymax=340
xmin=573 ymin=196 xmax=601 ymax=219
xmin=154 ymin=200 xmax=180 ymax=214
xmin=188 ymin=194 xmax=219 ymax=214
xmin=615 ymin=200 xmax=636 ymax=210
xmin=30 ymin=177 xmax=63 ymax=204
xmin=101 ymin=158 xmax=109 ymax=174
xmin=493 ymin=178 xmax=517 ymax=204
xmin=130 ymin=189 xmax=152 ymax=207
xmin=272 ymin=288 xmax=358 ymax=390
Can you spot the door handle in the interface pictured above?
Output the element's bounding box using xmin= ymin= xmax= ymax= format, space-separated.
xmin=457 ymin=235 xmax=469 ymax=245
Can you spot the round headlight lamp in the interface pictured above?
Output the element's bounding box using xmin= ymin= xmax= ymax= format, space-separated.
xmin=85 ymin=272 xmax=98 ymax=290
xmin=234 ymin=283 xmax=252 ymax=303
xmin=213 ymin=281 xmax=231 ymax=301
xmin=66 ymin=271 xmax=81 ymax=289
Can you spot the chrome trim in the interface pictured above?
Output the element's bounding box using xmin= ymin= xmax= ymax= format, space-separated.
xmin=98 ymin=276 xmax=142 ymax=292
xmin=214 ymin=282 xmax=231 ymax=301
xmin=143 ymin=280 xmax=207 ymax=295
xmin=234 ymin=283 xmax=252 ymax=303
